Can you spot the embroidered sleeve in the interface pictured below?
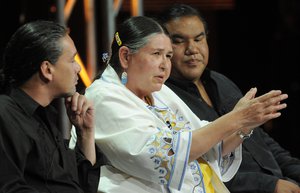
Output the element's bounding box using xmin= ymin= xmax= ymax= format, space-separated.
xmin=218 ymin=141 xmax=242 ymax=182
xmin=146 ymin=106 xmax=192 ymax=190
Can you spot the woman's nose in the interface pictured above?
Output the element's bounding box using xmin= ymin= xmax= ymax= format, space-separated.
xmin=160 ymin=57 xmax=167 ymax=70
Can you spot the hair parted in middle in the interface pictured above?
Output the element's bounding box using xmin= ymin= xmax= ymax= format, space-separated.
xmin=108 ymin=16 xmax=168 ymax=76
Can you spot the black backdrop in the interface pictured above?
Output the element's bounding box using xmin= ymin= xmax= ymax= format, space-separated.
xmin=1 ymin=0 xmax=299 ymax=158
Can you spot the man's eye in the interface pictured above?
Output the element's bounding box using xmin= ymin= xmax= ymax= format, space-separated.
xmin=195 ymin=35 xmax=205 ymax=42
xmin=172 ymin=38 xmax=184 ymax=44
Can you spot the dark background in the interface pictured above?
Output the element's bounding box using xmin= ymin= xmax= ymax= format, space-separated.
xmin=1 ymin=0 xmax=299 ymax=158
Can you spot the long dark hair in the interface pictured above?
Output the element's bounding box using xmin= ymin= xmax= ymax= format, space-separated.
xmin=0 ymin=20 xmax=67 ymax=94
xmin=108 ymin=16 xmax=168 ymax=77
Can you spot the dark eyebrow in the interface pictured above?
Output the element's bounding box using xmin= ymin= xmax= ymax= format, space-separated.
xmin=170 ymin=34 xmax=184 ymax=39
xmin=171 ymin=31 xmax=206 ymax=40
xmin=195 ymin=32 xmax=206 ymax=38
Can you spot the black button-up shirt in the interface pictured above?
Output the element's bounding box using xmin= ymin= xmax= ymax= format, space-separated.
xmin=0 ymin=88 xmax=100 ymax=193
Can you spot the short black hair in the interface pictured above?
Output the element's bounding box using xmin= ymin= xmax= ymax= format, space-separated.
xmin=158 ymin=4 xmax=208 ymax=35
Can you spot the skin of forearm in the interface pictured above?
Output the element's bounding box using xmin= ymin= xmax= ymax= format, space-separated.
xmin=222 ymin=126 xmax=255 ymax=156
xmin=222 ymin=133 xmax=243 ymax=156
xmin=77 ymin=131 xmax=96 ymax=165
xmin=189 ymin=111 xmax=243 ymax=161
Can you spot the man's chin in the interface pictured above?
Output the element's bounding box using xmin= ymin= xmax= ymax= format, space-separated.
xmin=61 ymin=90 xmax=76 ymax=98
xmin=183 ymin=70 xmax=203 ymax=81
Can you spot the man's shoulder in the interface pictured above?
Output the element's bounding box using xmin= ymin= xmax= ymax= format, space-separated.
xmin=0 ymin=94 xmax=15 ymax=111
xmin=0 ymin=94 xmax=21 ymax=122
xmin=209 ymin=70 xmax=234 ymax=83
xmin=208 ymin=70 xmax=242 ymax=92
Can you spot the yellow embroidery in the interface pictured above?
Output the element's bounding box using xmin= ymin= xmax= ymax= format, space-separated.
xmin=146 ymin=106 xmax=189 ymax=185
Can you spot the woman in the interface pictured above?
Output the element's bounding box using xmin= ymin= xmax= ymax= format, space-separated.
xmin=82 ymin=16 xmax=287 ymax=193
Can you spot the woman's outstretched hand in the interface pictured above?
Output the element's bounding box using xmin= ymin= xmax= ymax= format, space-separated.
xmin=233 ymin=87 xmax=288 ymax=129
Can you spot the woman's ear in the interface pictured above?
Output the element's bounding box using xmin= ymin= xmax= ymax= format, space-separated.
xmin=119 ymin=46 xmax=130 ymax=69
xmin=40 ymin=61 xmax=53 ymax=82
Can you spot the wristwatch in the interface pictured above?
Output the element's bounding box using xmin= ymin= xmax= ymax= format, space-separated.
xmin=237 ymin=129 xmax=253 ymax=140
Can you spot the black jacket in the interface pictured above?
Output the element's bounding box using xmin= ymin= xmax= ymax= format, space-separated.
xmin=166 ymin=69 xmax=300 ymax=193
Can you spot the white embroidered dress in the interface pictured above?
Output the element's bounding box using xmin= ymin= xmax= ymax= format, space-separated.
xmin=82 ymin=65 xmax=242 ymax=193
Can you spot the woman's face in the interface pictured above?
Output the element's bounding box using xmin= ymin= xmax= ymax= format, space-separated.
xmin=126 ymin=33 xmax=173 ymax=99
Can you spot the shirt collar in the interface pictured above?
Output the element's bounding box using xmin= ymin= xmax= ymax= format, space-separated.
xmin=9 ymin=88 xmax=40 ymax=116
xmin=167 ymin=68 xmax=212 ymax=90
xmin=99 ymin=64 xmax=123 ymax=85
